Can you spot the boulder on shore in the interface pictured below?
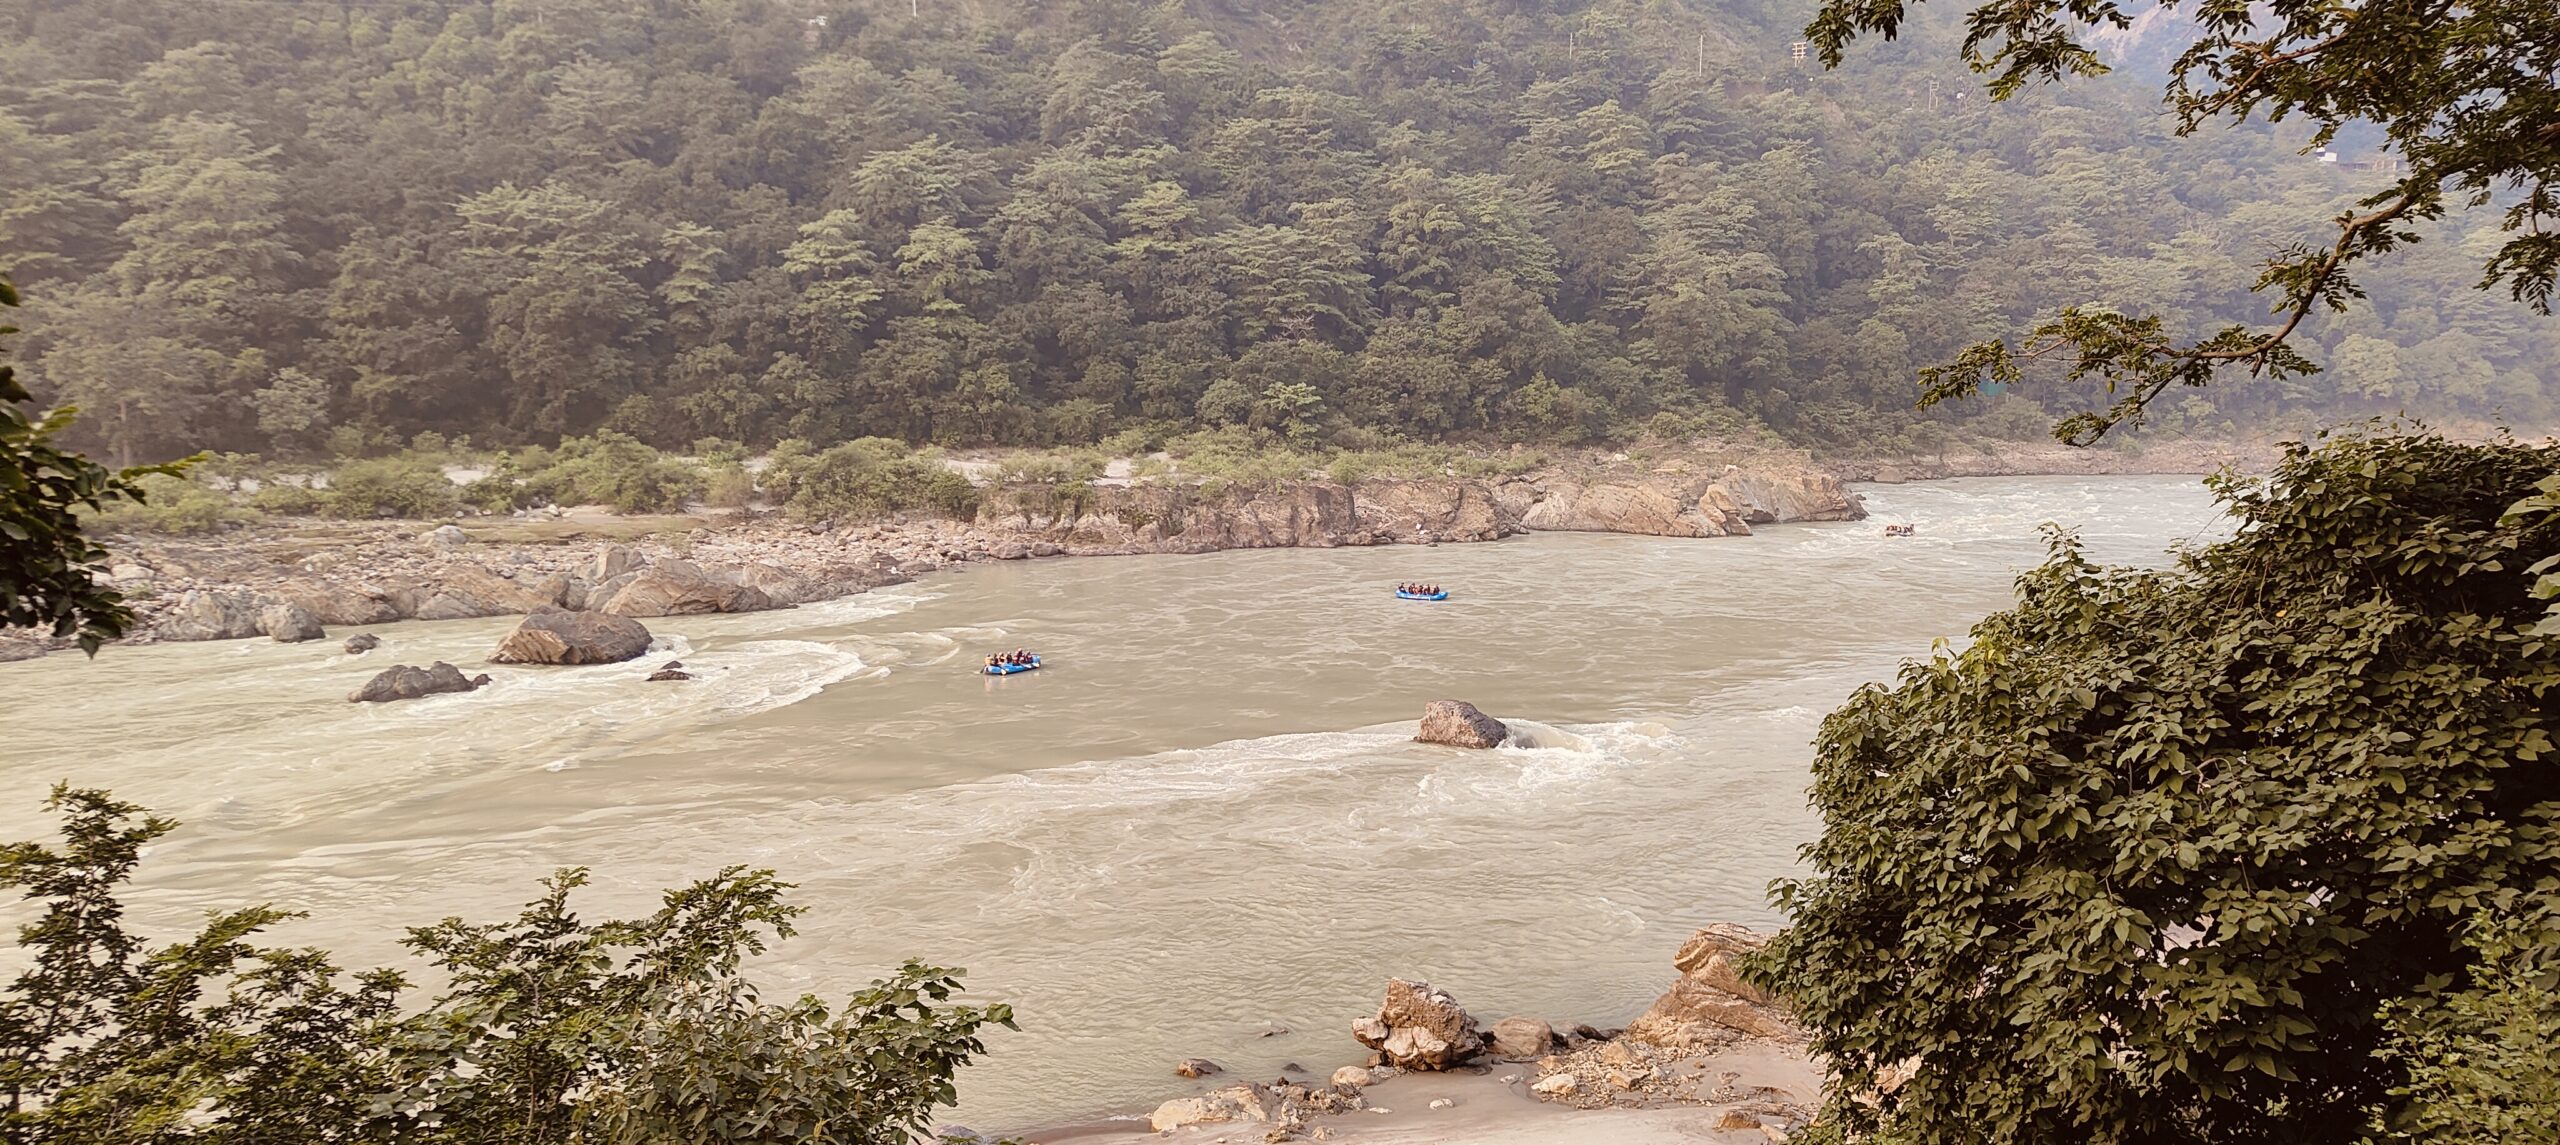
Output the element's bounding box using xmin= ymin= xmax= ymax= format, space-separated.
xmin=1351 ymin=978 xmax=1485 ymax=1071
xmin=348 ymin=661 xmax=490 ymax=703
xmin=1148 ymin=1084 xmax=1282 ymax=1133
xmin=161 ymin=589 xmax=266 ymax=641
xmin=599 ymin=559 xmax=779 ymax=617
xmin=1624 ymin=922 xmax=1804 ymax=1049
xmin=489 ymin=606 xmax=653 ymax=665
xmin=1416 ymin=699 xmax=1507 ymax=748
xmin=1491 ymin=1015 xmax=1559 ymax=1059
xmin=259 ymin=602 xmax=326 ymax=643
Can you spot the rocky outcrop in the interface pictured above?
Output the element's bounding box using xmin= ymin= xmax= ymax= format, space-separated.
xmin=258 ymin=602 xmax=325 ymax=643
xmin=599 ymin=559 xmax=779 ymax=617
xmin=1351 ymin=978 xmax=1484 ymax=1070
xmin=488 ymin=606 xmax=652 ymax=665
xmin=348 ymin=661 xmax=489 ymax=703
xmin=1625 ymin=923 xmax=1804 ymax=1050
xmin=1416 ymin=699 xmax=1507 ymax=749
xmin=1521 ymin=480 xmax=1733 ymax=537
xmin=974 ymin=477 xmax=1515 ymax=554
xmin=1701 ymin=467 xmax=1864 ymax=525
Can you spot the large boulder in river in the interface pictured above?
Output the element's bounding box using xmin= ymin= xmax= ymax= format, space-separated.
xmin=258 ymin=602 xmax=326 ymax=643
xmin=348 ymin=661 xmax=489 ymax=703
xmin=344 ymin=634 xmax=382 ymax=655
xmin=1352 ymin=978 xmax=1485 ymax=1070
xmin=1519 ymin=480 xmax=1734 ymax=537
xmin=489 ymin=606 xmax=652 ymax=665
xmin=160 ymin=590 xmax=267 ymax=641
xmin=1416 ymin=699 xmax=1507 ymax=748
xmin=598 ymin=560 xmax=777 ymax=617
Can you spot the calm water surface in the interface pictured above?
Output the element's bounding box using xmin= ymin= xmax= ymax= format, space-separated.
xmin=0 ymin=475 xmax=2227 ymax=1125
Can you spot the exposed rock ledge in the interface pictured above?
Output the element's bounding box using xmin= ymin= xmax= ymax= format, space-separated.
xmin=0 ymin=462 xmax=1859 ymax=653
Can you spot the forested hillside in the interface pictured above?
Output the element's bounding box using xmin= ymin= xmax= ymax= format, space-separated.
xmin=2 ymin=0 xmax=2550 ymax=464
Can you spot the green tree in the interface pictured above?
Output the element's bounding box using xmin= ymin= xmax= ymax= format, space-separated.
xmin=0 ymin=785 xmax=1014 ymax=1144
xmin=1806 ymin=0 xmax=2560 ymax=440
xmin=1760 ymin=432 xmax=2560 ymax=1145
xmin=1 ymin=279 xmax=182 ymax=654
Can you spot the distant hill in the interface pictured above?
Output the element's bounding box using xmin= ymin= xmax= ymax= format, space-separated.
xmin=0 ymin=0 xmax=2545 ymax=463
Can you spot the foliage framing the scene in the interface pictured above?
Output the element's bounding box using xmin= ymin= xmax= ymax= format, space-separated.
xmin=0 ymin=278 xmax=179 ymax=653
xmin=1759 ymin=432 xmax=2560 ymax=1143
xmin=0 ymin=785 xmax=1013 ymax=1144
xmin=1805 ymin=0 xmax=2560 ymax=442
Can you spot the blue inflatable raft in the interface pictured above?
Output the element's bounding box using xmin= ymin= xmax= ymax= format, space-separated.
xmin=983 ymin=656 xmax=1042 ymax=676
xmin=1395 ymin=589 xmax=1449 ymax=601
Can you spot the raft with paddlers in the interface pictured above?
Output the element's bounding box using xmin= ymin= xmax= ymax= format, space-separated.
xmin=983 ymin=650 xmax=1042 ymax=675
xmin=1395 ymin=582 xmax=1448 ymax=601
xmin=1883 ymin=523 xmax=1916 ymax=537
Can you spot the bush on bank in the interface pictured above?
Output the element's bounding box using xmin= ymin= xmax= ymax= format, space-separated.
xmin=0 ymin=786 xmax=1011 ymax=1145
xmin=1759 ymin=432 xmax=2560 ymax=1144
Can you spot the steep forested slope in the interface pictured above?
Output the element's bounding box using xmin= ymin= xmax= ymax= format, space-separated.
xmin=0 ymin=0 xmax=2548 ymax=463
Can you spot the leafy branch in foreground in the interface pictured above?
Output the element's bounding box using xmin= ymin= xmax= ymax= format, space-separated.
xmin=1810 ymin=0 xmax=2560 ymax=441
xmin=0 ymin=784 xmax=1012 ymax=1144
xmin=1756 ymin=431 xmax=2560 ymax=1144
xmin=1 ymin=279 xmax=188 ymax=653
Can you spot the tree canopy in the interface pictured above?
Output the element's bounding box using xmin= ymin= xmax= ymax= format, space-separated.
xmin=1806 ymin=0 xmax=2560 ymax=441
xmin=0 ymin=785 xmax=1012 ymax=1145
xmin=0 ymin=277 xmax=177 ymax=653
xmin=2 ymin=0 xmax=2552 ymax=460
xmin=1759 ymin=431 xmax=2560 ymax=1143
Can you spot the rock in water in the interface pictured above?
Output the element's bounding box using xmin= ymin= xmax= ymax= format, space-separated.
xmin=489 ymin=605 xmax=652 ymax=665
xmin=343 ymin=634 xmax=381 ymax=654
xmin=161 ymin=590 xmax=266 ymax=641
xmin=348 ymin=661 xmax=490 ymax=703
xmin=1174 ymin=1058 xmax=1223 ymax=1078
xmin=1148 ymin=1084 xmax=1281 ymax=1132
xmin=259 ymin=603 xmax=326 ymax=643
xmin=646 ymin=667 xmax=692 ymax=681
xmin=1416 ymin=699 xmax=1507 ymax=748
xmin=1491 ymin=1016 xmax=1558 ymax=1059
xmin=1351 ymin=978 xmax=1485 ymax=1070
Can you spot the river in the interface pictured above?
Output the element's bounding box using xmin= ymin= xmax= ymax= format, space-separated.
xmin=0 ymin=475 xmax=2226 ymax=1126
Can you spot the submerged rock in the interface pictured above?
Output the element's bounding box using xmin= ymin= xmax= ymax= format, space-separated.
xmin=1351 ymin=978 xmax=1485 ymax=1071
xmin=1416 ymin=699 xmax=1507 ymax=748
xmin=1148 ymin=1083 xmax=1282 ymax=1132
xmin=646 ymin=667 xmax=692 ymax=681
xmin=489 ymin=605 xmax=652 ymax=665
xmin=1174 ymin=1058 xmax=1223 ymax=1078
xmin=348 ymin=661 xmax=490 ymax=703
xmin=343 ymin=634 xmax=382 ymax=654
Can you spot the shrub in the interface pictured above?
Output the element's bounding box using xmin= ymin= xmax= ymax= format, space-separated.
xmin=786 ymin=441 xmax=979 ymax=522
xmin=1760 ymin=432 xmax=2560 ymax=1144
xmin=85 ymin=472 xmax=248 ymax=534
xmin=703 ymin=465 xmax=756 ymax=510
xmin=0 ymin=786 xmax=1013 ymax=1145
xmin=520 ymin=432 xmax=705 ymax=514
xmin=325 ymin=456 xmax=460 ymax=519
xmin=247 ymin=480 xmax=329 ymax=516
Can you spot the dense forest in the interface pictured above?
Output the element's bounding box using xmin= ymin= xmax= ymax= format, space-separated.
xmin=1 ymin=0 xmax=2552 ymax=465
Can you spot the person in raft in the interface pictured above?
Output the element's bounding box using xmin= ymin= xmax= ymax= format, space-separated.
xmin=1400 ymin=583 xmax=1440 ymax=595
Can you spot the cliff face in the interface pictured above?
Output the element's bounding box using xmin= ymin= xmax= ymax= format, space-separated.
xmin=974 ymin=478 xmax=1515 ymax=553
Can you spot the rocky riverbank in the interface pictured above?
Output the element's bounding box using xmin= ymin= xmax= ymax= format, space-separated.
xmin=1009 ymin=922 xmax=1823 ymax=1145
xmin=1 ymin=460 xmax=1864 ymax=660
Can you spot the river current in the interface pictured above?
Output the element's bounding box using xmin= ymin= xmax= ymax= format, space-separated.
xmin=0 ymin=475 xmax=2226 ymax=1124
